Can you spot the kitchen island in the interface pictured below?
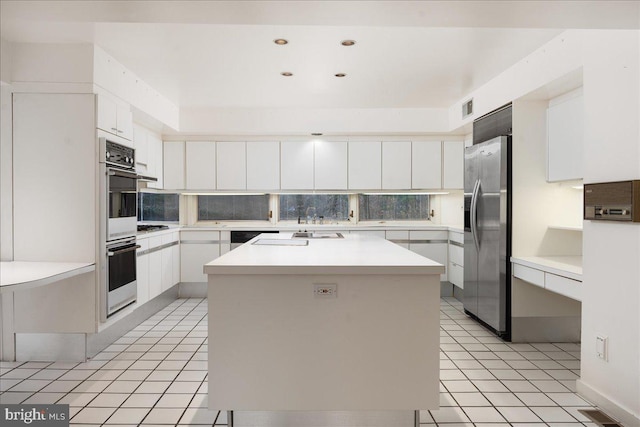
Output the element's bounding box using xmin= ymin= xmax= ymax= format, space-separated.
xmin=204 ymin=233 xmax=444 ymax=427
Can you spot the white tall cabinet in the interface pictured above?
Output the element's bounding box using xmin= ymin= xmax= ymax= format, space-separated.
xmin=382 ymin=141 xmax=412 ymax=189
xmin=217 ymin=142 xmax=247 ymax=190
xmin=247 ymin=141 xmax=280 ymax=190
xmin=443 ymin=141 xmax=464 ymax=189
xmin=281 ymin=141 xmax=314 ymax=190
xmin=349 ymin=141 xmax=381 ymax=190
xmin=186 ymin=141 xmax=217 ymax=190
xmin=314 ymin=141 xmax=348 ymax=190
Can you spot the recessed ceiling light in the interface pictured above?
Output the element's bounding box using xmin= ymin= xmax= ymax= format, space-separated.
xmin=335 ymin=73 xmax=347 ymax=78
xmin=341 ymin=40 xmax=356 ymax=46
xmin=274 ymin=39 xmax=288 ymax=45
xmin=311 ymin=133 xmax=323 ymax=136
xmin=281 ymin=72 xmax=293 ymax=77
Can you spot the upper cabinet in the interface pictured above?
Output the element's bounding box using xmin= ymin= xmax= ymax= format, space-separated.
xmin=382 ymin=141 xmax=412 ymax=189
xmin=314 ymin=141 xmax=348 ymax=190
xmin=547 ymin=88 xmax=583 ymax=182
xmin=443 ymin=141 xmax=464 ymax=189
xmin=349 ymin=141 xmax=381 ymax=190
xmin=412 ymin=141 xmax=442 ymax=189
xmin=96 ymin=94 xmax=133 ymax=141
xmin=163 ymin=141 xmax=185 ymax=190
xmin=281 ymin=141 xmax=314 ymax=190
xmin=217 ymin=142 xmax=247 ymax=190
xmin=247 ymin=141 xmax=280 ymax=191
xmin=134 ymin=125 xmax=163 ymax=189
xmin=186 ymin=141 xmax=216 ymax=190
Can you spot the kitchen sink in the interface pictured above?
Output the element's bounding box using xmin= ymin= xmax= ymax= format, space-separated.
xmin=292 ymin=232 xmax=344 ymax=239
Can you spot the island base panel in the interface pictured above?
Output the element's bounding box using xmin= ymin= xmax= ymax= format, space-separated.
xmin=208 ymin=273 xmax=440 ymax=411
xmin=229 ymin=410 xmax=419 ymax=427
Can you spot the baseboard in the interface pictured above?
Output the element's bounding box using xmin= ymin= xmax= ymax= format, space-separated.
xmin=452 ymin=285 xmax=464 ymax=302
xmin=576 ymin=379 xmax=639 ymax=427
xmin=179 ymin=282 xmax=207 ymax=298
xmin=440 ymin=282 xmax=454 ymax=297
xmin=511 ymin=316 xmax=581 ymax=342
xmin=86 ymin=285 xmax=179 ymax=358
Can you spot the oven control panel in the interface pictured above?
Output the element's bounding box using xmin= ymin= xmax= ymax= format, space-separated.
xmin=584 ymin=180 xmax=640 ymax=222
xmin=105 ymin=140 xmax=135 ymax=169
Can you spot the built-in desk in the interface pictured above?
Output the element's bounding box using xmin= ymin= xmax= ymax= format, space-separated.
xmin=1 ymin=261 xmax=95 ymax=293
xmin=511 ymin=256 xmax=582 ymax=301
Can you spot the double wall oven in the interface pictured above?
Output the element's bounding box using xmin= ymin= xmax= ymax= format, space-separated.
xmin=100 ymin=138 xmax=140 ymax=318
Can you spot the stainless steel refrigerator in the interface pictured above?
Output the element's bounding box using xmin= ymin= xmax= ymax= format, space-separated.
xmin=463 ymin=135 xmax=511 ymax=339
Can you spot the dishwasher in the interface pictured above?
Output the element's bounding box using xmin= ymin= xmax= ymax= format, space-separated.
xmin=230 ymin=230 xmax=279 ymax=250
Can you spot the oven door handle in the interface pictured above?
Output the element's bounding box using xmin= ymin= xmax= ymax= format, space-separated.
xmin=107 ymin=245 xmax=141 ymax=256
xmin=108 ymin=169 xmax=139 ymax=179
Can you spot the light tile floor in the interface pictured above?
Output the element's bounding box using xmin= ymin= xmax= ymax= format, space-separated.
xmin=0 ymin=297 xmax=601 ymax=426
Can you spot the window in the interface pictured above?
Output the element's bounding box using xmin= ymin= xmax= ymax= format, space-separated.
xmin=279 ymin=194 xmax=349 ymax=222
xmin=138 ymin=192 xmax=179 ymax=222
xmin=358 ymin=194 xmax=430 ymax=221
xmin=198 ymin=195 xmax=270 ymax=221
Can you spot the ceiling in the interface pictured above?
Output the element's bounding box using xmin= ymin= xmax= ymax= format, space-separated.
xmin=1 ymin=1 xmax=638 ymax=110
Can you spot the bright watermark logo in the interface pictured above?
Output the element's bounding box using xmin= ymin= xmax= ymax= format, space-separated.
xmin=1 ymin=405 xmax=69 ymax=426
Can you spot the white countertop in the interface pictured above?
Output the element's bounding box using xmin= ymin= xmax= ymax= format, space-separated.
xmin=204 ymin=233 xmax=445 ymax=275
xmin=0 ymin=261 xmax=95 ymax=293
xmin=510 ymin=256 xmax=583 ymax=281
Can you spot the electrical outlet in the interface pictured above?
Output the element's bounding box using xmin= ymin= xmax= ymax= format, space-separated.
xmin=314 ymin=283 xmax=337 ymax=298
xmin=596 ymin=336 xmax=608 ymax=361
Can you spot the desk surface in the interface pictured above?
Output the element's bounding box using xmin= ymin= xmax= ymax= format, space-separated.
xmin=0 ymin=261 xmax=95 ymax=293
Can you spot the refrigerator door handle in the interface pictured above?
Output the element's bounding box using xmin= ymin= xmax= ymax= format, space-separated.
xmin=471 ymin=179 xmax=481 ymax=252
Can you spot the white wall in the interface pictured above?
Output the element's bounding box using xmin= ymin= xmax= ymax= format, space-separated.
xmin=577 ymin=30 xmax=640 ymax=426
xmin=178 ymin=107 xmax=450 ymax=135
xmin=0 ymin=39 xmax=13 ymax=261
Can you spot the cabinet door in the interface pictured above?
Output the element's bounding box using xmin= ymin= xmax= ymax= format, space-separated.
xmin=116 ymin=104 xmax=133 ymax=140
xmin=281 ymin=141 xmax=314 ymax=190
xmin=247 ymin=141 xmax=280 ymax=190
xmin=217 ymin=142 xmax=247 ymax=190
xmin=96 ymin=95 xmax=118 ymax=136
xmin=547 ymin=89 xmax=583 ymax=182
xmin=137 ymin=253 xmax=149 ymax=305
xmin=314 ymin=140 xmax=347 ymax=190
xmin=348 ymin=141 xmax=381 ymax=190
xmin=186 ymin=141 xmax=216 ymax=190
xmin=148 ymin=250 xmax=162 ymax=299
xmin=146 ymin=134 xmax=163 ymax=189
xmin=409 ymin=242 xmax=448 ymax=281
xmin=412 ymin=141 xmax=442 ymax=189
xmin=172 ymin=244 xmax=180 ymax=286
xmin=161 ymin=247 xmax=173 ymax=292
xmin=180 ymin=244 xmax=221 ymax=282
xmin=443 ymin=141 xmax=464 ymax=189
xmin=382 ymin=141 xmax=411 ymax=189
xmin=133 ymin=124 xmax=149 ymax=169
xmin=163 ymin=141 xmax=185 ymax=190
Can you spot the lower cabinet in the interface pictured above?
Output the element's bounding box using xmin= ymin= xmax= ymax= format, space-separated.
xmin=448 ymin=231 xmax=464 ymax=288
xmin=180 ymin=231 xmax=221 ymax=282
xmin=136 ymin=238 xmax=150 ymax=305
xmin=138 ymin=231 xmax=180 ymax=303
xmin=408 ymin=230 xmax=448 ymax=282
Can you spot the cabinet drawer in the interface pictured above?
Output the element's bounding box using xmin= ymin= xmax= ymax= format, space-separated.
xmin=409 ymin=230 xmax=448 ymax=241
xmin=385 ymin=230 xmax=409 ymax=240
xmin=513 ymin=264 xmax=544 ymax=288
xmin=545 ymin=273 xmax=581 ymax=301
xmin=137 ymin=238 xmax=149 ymax=252
xmin=161 ymin=232 xmax=179 ymax=245
xmin=148 ymin=236 xmax=163 ymax=249
xmin=448 ymin=262 xmax=463 ymax=288
xmin=351 ymin=230 xmax=386 ymax=238
xmin=449 ymin=231 xmax=464 ymax=245
xmin=448 ymin=244 xmax=463 ymax=266
xmin=180 ymin=230 xmax=221 ymax=242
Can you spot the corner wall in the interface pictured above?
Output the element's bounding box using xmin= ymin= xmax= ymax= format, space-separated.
xmin=577 ymin=30 xmax=640 ymax=426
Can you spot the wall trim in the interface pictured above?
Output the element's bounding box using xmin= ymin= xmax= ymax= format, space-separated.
xmin=576 ymin=379 xmax=640 ymax=427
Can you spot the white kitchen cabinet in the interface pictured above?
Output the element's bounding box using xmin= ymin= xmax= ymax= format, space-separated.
xmin=136 ymin=238 xmax=150 ymax=305
xmin=160 ymin=233 xmax=179 ymax=292
xmin=217 ymin=142 xmax=247 ymax=190
xmin=163 ymin=141 xmax=185 ymax=190
xmin=133 ymin=124 xmax=149 ymax=167
xmin=247 ymin=141 xmax=280 ymax=190
xmin=409 ymin=230 xmax=448 ymax=281
xmin=180 ymin=231 xmax=221 ymax=282
xmin=349 ymin=141 xmax=381 ymax=190
xmin=382 ymin=141 xmax=412 ymax=189
xmin=412 ymin=141 xmax=442 ymax=189
xmin=281 ymin=141 xmax=314 ymax=190
xmin=220 ymin=231 xmax=231 ymax=256
xmin=172 ymin=244 xmax=180 ymax=287
xmin=96 ymin=95 xmax=133 ymax=141
xmin=350 ymin=230 xmax=386 ymax=238
xmin=186 ymin=141 xmax=216 ymax=190
xmin=443 ymin=141 xmax=464 ymax=189
xmin=146 ymin=133 xmax=163 ymax=189
xmin=547 ymin=88 xmax=583 ymax=182
xmin=148 ymin=236 xmax=163 ymax=299
xmin=314 ymin=140 xmax=348 ymax=190
xmin=386 ymin=230 xmax=409 ymax=249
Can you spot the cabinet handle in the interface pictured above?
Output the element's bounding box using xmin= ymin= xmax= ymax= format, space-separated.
xmin=111 ymin=127 xmax=118 ymax=131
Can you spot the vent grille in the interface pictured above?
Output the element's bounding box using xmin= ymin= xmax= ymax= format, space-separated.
xmin=578 ymin=409 xmax=623 ymax=427
xmin=462 ymin=98 xmax=473 ymax=118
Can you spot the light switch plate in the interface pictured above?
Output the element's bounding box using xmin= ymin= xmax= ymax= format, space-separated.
xmin=596 ymin=336 xmax=607 ymax=360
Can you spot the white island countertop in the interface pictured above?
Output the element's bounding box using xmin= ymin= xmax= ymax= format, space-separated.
xmin=204 ymin=233 xmax=445 ymax=276
xmin=0 ymin=261 xmax=95 ymax=293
